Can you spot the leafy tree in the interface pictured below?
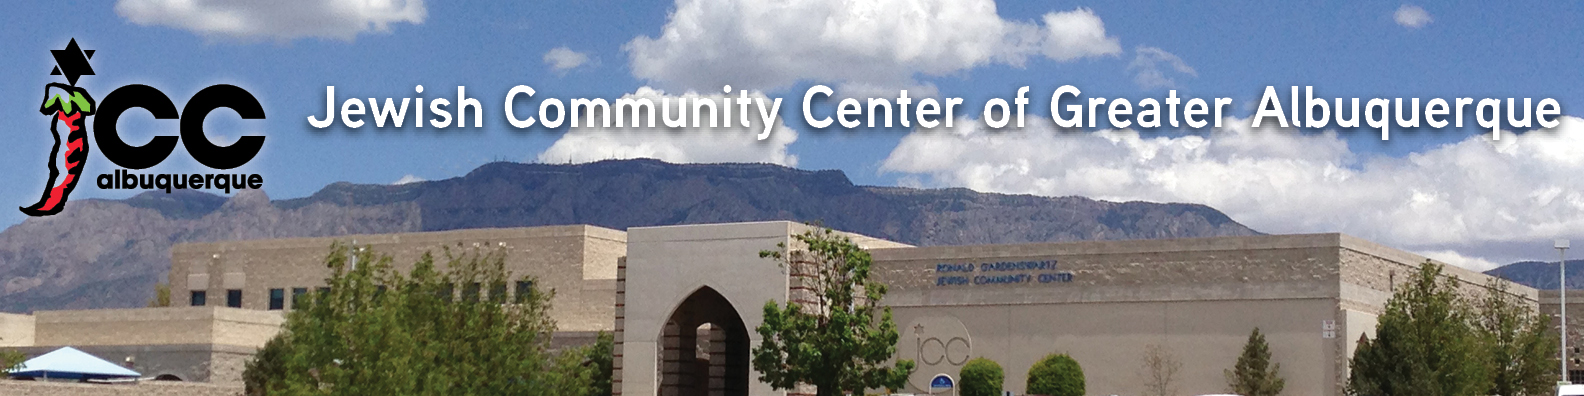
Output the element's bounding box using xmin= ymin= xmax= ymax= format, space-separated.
xmin=1140 ymin=345 xmax=1181 ymax=396
xmin=0 ymin=348 xmax=24 ymax=372
xmin=1226 ymin=327 xmax=1284 ymax=396
xmin=243 ymin=335 xmax=290 ymax=396
xmin=249 ymin=243 xmax=595 ymax=396
xmin=1347 ymin=261 xmax=1488 ymax=396
xmin=1027 ymin=353 xmax=1085 ymax=396
xmin=1476 ymin=278 xmax=1558 ymax=396
xmin=960 ymin=357 xmax=1005 ymax=396
xmin=148 ymin=282 xmax=171 ymax=307
xmin=581 ymin=331 xmax=615 ymax=396
xmin=751 ymin=227 xmax=916 ymax=396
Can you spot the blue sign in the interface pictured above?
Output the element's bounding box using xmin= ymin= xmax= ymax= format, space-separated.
xmin=930 ymin=374 xmax=955 ymax=389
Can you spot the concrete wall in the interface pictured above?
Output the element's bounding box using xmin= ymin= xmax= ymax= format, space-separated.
xmin=169 ymin=225 xmax=624 ymax=333
xmin=0 ymin=380 xmax=241 ymax=396
xmin=619 ymin=222 xmax=822 ymax=396
xmin=33 ymin=307 xmax=282 ymax=349
xmin=10 ymin=344 xmax=256 ymax=384
xmin=0 ymin=312 xmax=36 ymax=346
xmin=870 ymin=233 xmax=1344 ymax=396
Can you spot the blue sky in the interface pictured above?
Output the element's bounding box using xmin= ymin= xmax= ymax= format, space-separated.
xmin=2 ymin=1 xmax=1581 ymax=269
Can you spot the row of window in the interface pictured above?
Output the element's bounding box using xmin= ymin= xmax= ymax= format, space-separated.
xmin=190 ymin=281 xmax=535 ymax=310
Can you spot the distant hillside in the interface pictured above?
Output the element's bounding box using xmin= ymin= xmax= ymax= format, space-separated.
xmin=1484 ymin=260 xmax=1584 ymax=290
xmin=0 ymin=159 xmax=1259 ymax=312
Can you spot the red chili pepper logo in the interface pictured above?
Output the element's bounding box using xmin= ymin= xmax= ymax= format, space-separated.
xmin=22 ymin=39 xmax=97 ymax=217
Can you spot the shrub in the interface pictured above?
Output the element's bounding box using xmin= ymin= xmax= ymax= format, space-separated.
xmin=960 ymin=358 xmax=1005 ymax=396
xmin=1027 ymin=353 xmax=1085 ymax=396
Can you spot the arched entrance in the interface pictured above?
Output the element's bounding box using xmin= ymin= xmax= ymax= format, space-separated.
xmin=658 ymin=286 xmax=750 ymax=396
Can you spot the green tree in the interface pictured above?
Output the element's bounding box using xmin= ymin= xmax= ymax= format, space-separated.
xmin=243 ymin=335 xmax=290 ymax=396
xmin=1027 ymin=353 xmax=1085 ymax=396
xmin=1476 ymin=278 xmax=1558 ymax=396
xmin=581 ymin=331 xmax=615 ymax=396
xmin=249 ymin=243 xmax=595 ymax=396
xmin=751 ymin=227 xmax=916 ymax=396
xmin=148 ymin=282 xmax=171 ymax=307
xmin=1346 ymin=261 xmax=1489 ymax=396
xmin=960 ymin=357 xmax=1005 ymax=396
xmin=0 ymin=348 xmax=24 ymax=373
xmin=1226 ymin=327 xmax=1284 ymax=396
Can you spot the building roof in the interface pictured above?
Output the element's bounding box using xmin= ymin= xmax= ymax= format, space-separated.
xmin=7 ymin=346 xmax=141 ymax=380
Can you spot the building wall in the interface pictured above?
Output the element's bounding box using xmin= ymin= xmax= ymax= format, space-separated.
xmin=168 ymin=225 xmax=625 ymax=333
xmin=614 ymin=221 xmax=904 ymax=396
xmin=0 ymin=380 xmax=241 ymax=396
xmin=9 ymin=344 xmax=257 ymax=384
xmin=33 ymin=307 xmax=282 ymax=348
xmin=870 ymin=233 xmax=1344 ymax=396
xmin=618 ymin=222 xmax=798 ymax=396
xmin=0 ymin=312 xmax=35 ymax=346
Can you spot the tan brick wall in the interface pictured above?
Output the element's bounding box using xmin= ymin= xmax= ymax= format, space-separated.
xmin=0 ymin=380 xmax=241 ymax=396
xmin=870 ymin=233 xmax=1342 ymax=305
xmin=0 ymin=312 xmax=35 ymax=346
xmin=34 ymin=307 xmax=281 ymax=348
xmin=169 ymin=225 xmax=624 ymax=334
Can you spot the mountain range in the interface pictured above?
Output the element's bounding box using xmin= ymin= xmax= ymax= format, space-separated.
xmin=0 ymin=159 xmax=1261 ymax=312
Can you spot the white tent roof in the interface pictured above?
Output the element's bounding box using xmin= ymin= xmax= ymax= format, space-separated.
xmin=7 ymin=346 xmax=141 ymax=379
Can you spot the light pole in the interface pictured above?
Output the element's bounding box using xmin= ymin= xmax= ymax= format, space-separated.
xmin=1561 ymin=239 xmax=1571 ymax=384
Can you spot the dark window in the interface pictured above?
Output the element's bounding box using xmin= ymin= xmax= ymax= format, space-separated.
xmin=515 ymin=281 xmax=534 ymax=303
xmin=291 ymin=288 xmax=308 ymax=309
xmin=440 ymin=283 xmax=454 ymax=302
xmin=226 ymin=289 xmax=243 ymax=308
xmin=268 ymin=288 xmax=284 ymax=310
xmin=317 ymin=287 xmax=331 ymax=296
xmin=375 ymin=285 xmax=388 ymax=299
xmin=190 ymin=291 xmax=207 ymax=306
xmin=489 ymin=282 xmax=507 ymax=304
xmin=462 ymin=282 xmax=481 ymax=302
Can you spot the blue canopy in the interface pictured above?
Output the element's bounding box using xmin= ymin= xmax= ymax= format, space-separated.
xmin=7 ymin=346 xmax=141 ymax=380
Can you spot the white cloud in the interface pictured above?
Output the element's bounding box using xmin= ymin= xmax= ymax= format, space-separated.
xmin=1417 ymin=250 xmax=1503 ymax=272
xmin=392 ymin=174 xmax=425 ymax=185
xmin=626 ymin=0 xmax=1121 ymax=91
xmin=881 ymin=116 xmax=1584 ymax=270
xmin=544 ymin=47 xmax=593 ymax=74
xmin=115 ymin=0 xmax=425 ymax=41
xmin=536 ymin=87 xmax=798 ymax=166
xmin=1128 ymin=46 xmax=1196 ymax=89
xmin=1394 ymin=5 xmax=1432 ymax=29
xmin=1038 ymin=8 xmax=1123 ymax=62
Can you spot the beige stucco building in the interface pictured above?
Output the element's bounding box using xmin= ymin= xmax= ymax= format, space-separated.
xmin=610 ymin=222 xmax=1537 ymax=396
xmin=0 ymin=221 xmax=1543 ymax=396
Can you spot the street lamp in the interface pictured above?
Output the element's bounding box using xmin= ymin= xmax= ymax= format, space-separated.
xmin=1561 ymin=239 xmax=1571 ymax=384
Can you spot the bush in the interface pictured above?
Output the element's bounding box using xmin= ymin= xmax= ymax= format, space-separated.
xmin=1027 ymin=353 xmax=1085 ymax=396
xmin=960 ymin=358 xmax=1005 ymax=396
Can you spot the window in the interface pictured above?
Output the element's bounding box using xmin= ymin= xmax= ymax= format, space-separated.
xmin=226 ymin=289 xmax=243 ymax=308
xmin=462 ymin=282 xmax=481 ymax=303
xmin=291 ymin=288 xmax=308 ymax=309
xmin=268 ymin=289 xmax=284 ymax=310
xmin=489 ymin=282 xmax=507 ymax=304
xmin=190 ymin=291 xmax=207 ymax=306
xmin=440 ymin=283 xmax=454 ymax=302
xmin=515 ymin=281 xmax=534 ymax=303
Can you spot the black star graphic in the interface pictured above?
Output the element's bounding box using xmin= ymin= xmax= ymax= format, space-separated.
xmin=50 ymin=38 xmax=94 ymax=86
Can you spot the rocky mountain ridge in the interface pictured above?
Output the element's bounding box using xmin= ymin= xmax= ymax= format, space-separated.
xmin=0 ymin=159 xmax=1259 ymax=312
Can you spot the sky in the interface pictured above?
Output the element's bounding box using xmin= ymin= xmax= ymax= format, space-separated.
xmin=1 ymin=1 xmax=1582 ymax=271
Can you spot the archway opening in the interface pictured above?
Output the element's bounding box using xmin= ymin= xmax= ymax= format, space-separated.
xmin=153 ymin=374 xmax=183 ymax=381
xmin=659 ymin=287 xmax=750 ymax=396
